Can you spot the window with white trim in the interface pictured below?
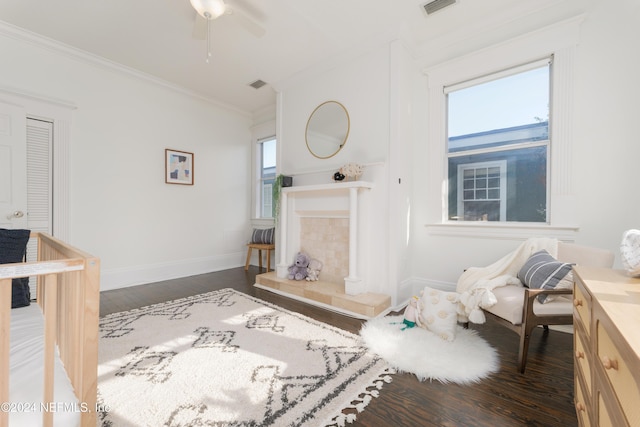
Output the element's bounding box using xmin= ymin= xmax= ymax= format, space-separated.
xmin=457 ymin=160 xmax=506 ymax=221
xmin=446 ymin=59 xmax=551 ymax=223
xmin=257 ymin=136 xmax=276 ymax=218
xmin=425 ymin=18 xmax=580 ymax=237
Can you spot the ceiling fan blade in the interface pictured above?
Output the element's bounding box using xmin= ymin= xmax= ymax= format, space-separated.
xmin=193 ymin=14 xmax=207 ymax=40
xmin=227 ymin=7 xmax=266 ymax=38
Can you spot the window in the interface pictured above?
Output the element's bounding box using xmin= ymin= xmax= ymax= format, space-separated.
xmin=258 ymin=137 xmax=276 ymax=218
xmin=425 ymin=18 xmax=580 ymax=238
xmin=446 ymin=59 xmax=550 ymax=223
xmin=457 ymin=161 xmax=506 ymax=221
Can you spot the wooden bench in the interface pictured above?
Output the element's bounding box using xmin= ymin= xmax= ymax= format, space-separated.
xmin=244 ymin=243 xmax=275 ymax=272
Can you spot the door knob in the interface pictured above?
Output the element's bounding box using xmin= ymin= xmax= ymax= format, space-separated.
xmin=6 ymin=211 xmax=25 ymax=220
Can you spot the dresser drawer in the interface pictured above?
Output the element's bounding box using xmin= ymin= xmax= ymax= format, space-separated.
xmin=573 ymin=281 xmax=591 ymax=337
xmin=575 ymin=329 xmax=592 ymax=395
xmin=598 ymin=393 xmax=615 ymax=427
xmin=596 ymin=321 xmax=640 ymax=426
xmin=576 ymin=374 xmax=591 ymax=427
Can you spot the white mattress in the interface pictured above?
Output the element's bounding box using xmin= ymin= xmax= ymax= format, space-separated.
xmin=9 ymin=304 xmax=80 ymax=427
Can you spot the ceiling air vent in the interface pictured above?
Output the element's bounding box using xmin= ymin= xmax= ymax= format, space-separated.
xmin=249 ymin=79 xmax=267 ymax=89
xmin=422 ymin=0 xmax=457 ymax=15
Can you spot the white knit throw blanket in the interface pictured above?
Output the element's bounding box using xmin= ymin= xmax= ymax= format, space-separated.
xmin=455 ymin=237 xmax=558 ymax=324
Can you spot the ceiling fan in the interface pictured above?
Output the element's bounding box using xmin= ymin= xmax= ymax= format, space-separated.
xmin=189 ymin=0 xmax=265 ymax=62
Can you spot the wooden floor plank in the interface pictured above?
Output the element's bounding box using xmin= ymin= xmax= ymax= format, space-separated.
xmin=99 ymin=267 xmax=577 ymax=427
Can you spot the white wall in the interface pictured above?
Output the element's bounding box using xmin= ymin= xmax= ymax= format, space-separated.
xmin=277 ymin=46 xmax=390 ymax=178
xmin=276 ymin=0 xmax=640 ymax=305
xmin=275 ymin=40 xmax=429 ymax=307
xmin=571 ymin=1 xmax=640 ymax=249
xmin=0 ymin=31 xmax=253 ymax=290
xmin=4 ymin=0 xmax=636 ymax=300
xmin=409 ymin=1 xmax=640 ymax=291
xmin=389 ymin=39 xmax=428 ymax=305
xmin=276 ymin=44 xmax=399 ymax=301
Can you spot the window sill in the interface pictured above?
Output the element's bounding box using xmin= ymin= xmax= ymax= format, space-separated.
xmin=251 ymin=218 xmax=275 ymax=228
xmin=425 ymin=222 xmax=579 ymax=241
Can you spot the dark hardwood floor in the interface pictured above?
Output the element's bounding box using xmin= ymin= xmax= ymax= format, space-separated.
xmin=100 ymin=267 xmax=577 ymax=427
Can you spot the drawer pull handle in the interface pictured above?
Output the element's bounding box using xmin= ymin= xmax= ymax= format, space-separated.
xmin=601 ymin=356 xmax=619 ymax=370
xmin=573 ymin=299 xmax=583 ymax=307
xmin=575 ymin=350 xmax=584 ymax=359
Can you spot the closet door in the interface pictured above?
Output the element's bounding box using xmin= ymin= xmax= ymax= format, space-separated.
xmin=26 ymin=118 xmax=53 ymax=298
xmin=26 ymin=118 xmax=52 ymax=236
xmin=0 ymin=100 xmax=27 ymax=230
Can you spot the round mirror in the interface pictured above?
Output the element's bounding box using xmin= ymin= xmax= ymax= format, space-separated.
xmin=305 ymin=101 xmax=350 ymax=159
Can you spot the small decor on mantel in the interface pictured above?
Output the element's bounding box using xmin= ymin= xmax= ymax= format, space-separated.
xmin=333 ymin=171 xmax=345 ymax=182
xmin=339 ymin=162 xmax=364 ymax=181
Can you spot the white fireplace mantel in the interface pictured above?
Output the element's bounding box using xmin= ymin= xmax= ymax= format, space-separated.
xmin=276 ymin=181 xmax=374 ymax=295
xmin=280 ymin=180 xmax=373 ymax=194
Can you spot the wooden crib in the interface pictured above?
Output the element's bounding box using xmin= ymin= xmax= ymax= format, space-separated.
xmin=0 ymin=232 xmax=99 ymax=427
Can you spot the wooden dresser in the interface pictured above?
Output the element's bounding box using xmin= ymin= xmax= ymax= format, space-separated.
xmin=573 ymin=266 xmax=640 ymax=427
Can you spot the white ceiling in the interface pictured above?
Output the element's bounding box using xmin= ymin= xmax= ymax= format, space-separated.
xmin=0 ymin=0 xmax=574 ymax=114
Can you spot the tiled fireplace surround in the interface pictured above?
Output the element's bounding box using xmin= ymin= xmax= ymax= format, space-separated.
xmin=254 ymin=181 xmax=391 ymax=318
xmin=299 ymin=217 xmax=349 ymax=285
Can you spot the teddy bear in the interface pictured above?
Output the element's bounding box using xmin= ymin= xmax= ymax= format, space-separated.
xmin=288 ymin=252 xmax=310 ymax=280
xmin=305 ymin=258 xmax=323 ymax=281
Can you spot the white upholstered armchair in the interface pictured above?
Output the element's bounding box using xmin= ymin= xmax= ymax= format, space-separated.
xmin=458 ymin=239 xmax=614 ymax=373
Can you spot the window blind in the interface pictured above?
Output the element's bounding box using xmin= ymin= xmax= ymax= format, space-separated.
xmin=445 ymin=57 xmax=552 ymax=94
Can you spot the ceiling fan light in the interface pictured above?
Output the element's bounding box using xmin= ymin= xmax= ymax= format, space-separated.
xmin=190 ymin=0 xmax=226 ymax=20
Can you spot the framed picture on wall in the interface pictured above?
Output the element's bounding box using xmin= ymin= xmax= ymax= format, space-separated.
xmin=165 ymin=149 xmax=194 ymax=185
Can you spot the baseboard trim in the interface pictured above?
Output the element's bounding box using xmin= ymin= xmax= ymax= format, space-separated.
xmin=404 ymin=276 xmax=456 ymax=294
xmin=100 ymin=252 xmax=244 ymax=291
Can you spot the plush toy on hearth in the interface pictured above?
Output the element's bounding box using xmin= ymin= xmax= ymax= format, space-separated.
xmin=305 ymin=258 xmax=323 ymax=281
xmin=288 ymin=252 xmax=310 ymax=281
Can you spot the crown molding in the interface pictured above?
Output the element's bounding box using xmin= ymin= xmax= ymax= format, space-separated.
xmin=0 ymin=85 xmax=76 ymax=110
xmin=0 ymin=20 xmax=252 ymax=118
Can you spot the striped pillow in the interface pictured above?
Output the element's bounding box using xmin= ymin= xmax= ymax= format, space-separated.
xmin=517 ymin=250 xmax=574 ymax=303
xmin=0 ymin=228 xmax=31 ymax=308
xmin=251 ymin=228 xmax=275 ymax=245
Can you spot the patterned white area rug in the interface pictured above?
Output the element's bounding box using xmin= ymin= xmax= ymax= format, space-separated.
xmin=97 ymin=289 xmax=392 ymax=427
xmin=360 ymin=316 xmax=499 ymax=384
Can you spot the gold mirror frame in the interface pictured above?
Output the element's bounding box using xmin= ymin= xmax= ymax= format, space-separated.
xmin=305 ymin=101 xmax=350 ymax=159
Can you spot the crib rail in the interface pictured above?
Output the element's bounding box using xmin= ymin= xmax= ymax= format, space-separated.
xmin=0 ymin=232 xmax=99 ymax=427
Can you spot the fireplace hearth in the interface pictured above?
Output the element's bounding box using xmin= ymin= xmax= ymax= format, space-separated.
xmin=255 ymin=272 xmax=391 ymax=318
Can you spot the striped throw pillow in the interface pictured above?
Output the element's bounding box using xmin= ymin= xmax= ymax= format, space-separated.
xmin=251 ymin=228 xmax=274 ymax=245
xmin=517 ymin=250 xmax=574 ymax=303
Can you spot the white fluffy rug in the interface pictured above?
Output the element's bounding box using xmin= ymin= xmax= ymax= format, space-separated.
xmin=360 ymin=316 xmax=499 ymax=384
